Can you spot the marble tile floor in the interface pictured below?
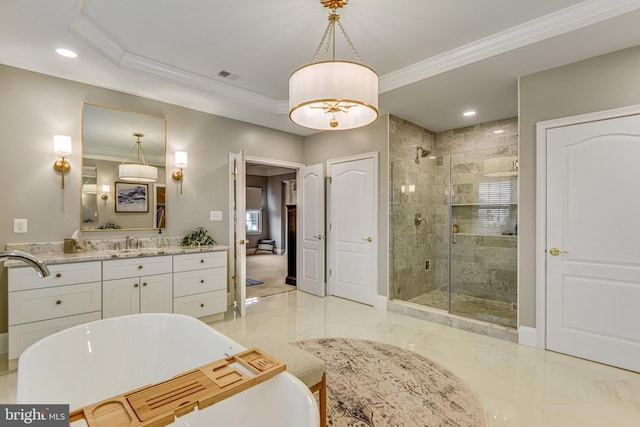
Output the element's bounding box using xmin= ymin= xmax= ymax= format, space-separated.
xmin=408 ymin=288 xmax=517 ymax=328
xmin=2 ymin=292 xmax=640 ymax=426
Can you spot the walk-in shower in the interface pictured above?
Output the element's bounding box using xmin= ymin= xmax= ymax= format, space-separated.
xmin=390 ymin=145 xmax=518 ymax=328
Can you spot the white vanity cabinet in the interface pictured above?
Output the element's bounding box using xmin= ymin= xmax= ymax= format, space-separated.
xmin=173 ymin=252 xmax=227 ymax=318
xmin=8 ymin=261 xmax=102 ymax=360
xmin=102 ymin=256 xmax=173 ymax=318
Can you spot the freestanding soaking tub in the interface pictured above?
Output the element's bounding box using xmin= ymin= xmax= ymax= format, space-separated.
xmin=17 ymin=313 xmax=319 ymax=426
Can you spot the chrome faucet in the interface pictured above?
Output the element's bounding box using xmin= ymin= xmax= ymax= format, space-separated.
xmin=125 ymin=236 xmax=132 ymax=250
xmin=0 ymin=250 xmax=50 ymax=277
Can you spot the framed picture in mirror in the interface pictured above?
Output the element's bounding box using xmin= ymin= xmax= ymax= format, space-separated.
xmin=115 ymin=182 xmax=149 ymax=213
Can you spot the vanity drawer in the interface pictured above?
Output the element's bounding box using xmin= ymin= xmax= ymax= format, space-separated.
xmin=173 ymin=290 xmax=226 ymax=318
xmin=173 ymin=251 xmax=226 ymax=272
xmin=8 ymin=311 xmax=101 ymax=360
xmin=9 ymin=282 xmax=102 ymax=325
xmin=173 ymin=268 xmax=226 ymax=297
xmin=8 ymin=261 xmax=101 ymax=292
xmin=103 ymin=255 xmax=172 ymax=280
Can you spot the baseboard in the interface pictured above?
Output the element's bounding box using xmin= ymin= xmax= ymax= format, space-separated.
xmin=374 ymin=295 xmax=388 ymax=310
xmin=0 ymin=332 xmax=7 ymax=354
xmin=518 ymin=326 xmax=538 ymax=347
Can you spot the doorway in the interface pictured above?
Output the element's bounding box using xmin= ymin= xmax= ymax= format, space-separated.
xmin=244 ymin=161 xmax=299 ymax=300
xmin=236 ymin=159 xmax=302 ymax=304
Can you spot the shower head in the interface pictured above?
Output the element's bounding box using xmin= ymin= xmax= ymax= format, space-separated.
xmin=417 ymin=147 xmax=431 ymax=157
xmin=414 ymin=146 xmax=431 ymax=163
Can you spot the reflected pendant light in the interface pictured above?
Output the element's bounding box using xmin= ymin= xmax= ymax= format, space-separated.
xmin=289 ymin=0 xmax=378 ymax=131
xmin=119 ymin=133 xmax=158 ymax=182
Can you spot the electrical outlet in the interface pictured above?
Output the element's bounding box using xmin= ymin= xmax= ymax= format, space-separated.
xmin=14 ymin=218 xmax=28 ymax=233
xmin=209 ymin=211 xmax=223 ymax=221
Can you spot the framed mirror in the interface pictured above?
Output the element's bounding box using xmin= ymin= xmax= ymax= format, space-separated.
xmin=81 ymin=103 xmax=167 ymax=231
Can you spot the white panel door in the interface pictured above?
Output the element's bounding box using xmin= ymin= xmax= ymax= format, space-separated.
xmin=297 ymin=164 xmax=325 ymax=297
xmin=329 ymin=155 xmax=377 ymax=305
xmin=232 ymin=150 xmax=247 ymax=317
xmin=546 ymin=113 xmax=640 ymax=372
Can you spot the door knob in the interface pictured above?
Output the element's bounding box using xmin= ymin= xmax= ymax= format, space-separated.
xmin=313 ymin=234 xmax=324 ymax=240
xmin=362 ymin=237 xmax=373 ymax=243
xmin=236 ymin=240 xmax=245 ymax=245
xmin=549 ymin=248 xmax=567 ymax=256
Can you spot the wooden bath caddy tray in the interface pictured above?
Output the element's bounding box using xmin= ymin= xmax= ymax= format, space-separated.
xmin=69 ymin=348 xmax=285 ymax=427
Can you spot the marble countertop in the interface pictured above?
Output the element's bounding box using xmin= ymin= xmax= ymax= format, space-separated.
xmin=4 ymin=245 xmax=230 ymax=267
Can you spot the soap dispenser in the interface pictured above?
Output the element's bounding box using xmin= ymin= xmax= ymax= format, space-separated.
xmin=157 ymin=229 xmax=165 ymax=248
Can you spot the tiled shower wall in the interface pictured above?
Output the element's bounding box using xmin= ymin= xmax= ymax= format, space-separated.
xmin=389 ymin=116 xmax=436 ymax=300
xmin=390 ymin=115 xmax=518 ymax=305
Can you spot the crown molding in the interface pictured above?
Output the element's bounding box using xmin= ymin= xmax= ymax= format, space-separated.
xmin=379 ymin=0 xmax=640 ymax=93
xmin=69 ymin=0 xmax=639 ymax=111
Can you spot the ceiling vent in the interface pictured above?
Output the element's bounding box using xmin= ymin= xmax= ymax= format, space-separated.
xmin=217 ymin=70 xmax=241 ymax=80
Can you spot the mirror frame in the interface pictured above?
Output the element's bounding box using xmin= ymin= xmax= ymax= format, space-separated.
xmin=81 ymin=102 xmax=167 ymax=231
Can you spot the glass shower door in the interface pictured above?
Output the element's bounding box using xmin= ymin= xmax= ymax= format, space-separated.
xmin=448 ymin=148 xmax=518 ymax=327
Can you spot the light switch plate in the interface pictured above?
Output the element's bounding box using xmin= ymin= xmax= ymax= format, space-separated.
xmin=14 ymin=218 xmax=28 ymax=233
xmin=210 ymin=211 xmax=223 ymax=221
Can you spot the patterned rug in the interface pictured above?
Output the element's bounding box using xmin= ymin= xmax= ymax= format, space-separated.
xmin=292 ymin=338 xmax=486 ymax=427
xmin=246 ymin=278 xmax=264 ymax=286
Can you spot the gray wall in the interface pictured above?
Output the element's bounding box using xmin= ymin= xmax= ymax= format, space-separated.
xmin=267 ymin=172 xmax=296 ymax=253
xmin=305 ymin=116 xmax=390 ymax=297
xmin=0 ymin=64 xmax=304 ymax=332
xmin=518 ymin=44 xmax=640 ymax=328
xmin=246 ymin=175 xmax=269 ymax=247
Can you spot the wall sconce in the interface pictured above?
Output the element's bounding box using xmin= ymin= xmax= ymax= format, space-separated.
xmin=100 ymin=184 xmax=110 ymax=204
xmin=53 ymin=135 xmax=72 ymax=189
xmin=172 ymin=151 xmax=188 ymax=194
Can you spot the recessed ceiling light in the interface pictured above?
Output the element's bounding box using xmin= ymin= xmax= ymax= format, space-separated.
xmin=55 ymin=48 xmax=77 ymax=58
xmin=494 ymin=129 xmax=505 ymax=134
xmin=463 ymin=110 xmax=476 ymax=117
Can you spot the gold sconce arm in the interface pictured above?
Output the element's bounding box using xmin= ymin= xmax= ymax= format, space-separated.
xmin=53 ymin=135 xmax=72 ymax=189
xmin=172 ymin=169 xmax=184 ymax=194
xmin=53 ymin=156 xmax=70 ymax=189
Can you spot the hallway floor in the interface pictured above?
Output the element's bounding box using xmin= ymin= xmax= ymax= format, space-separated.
xmin=246 ymin=253 xmax=296 ymax=299
xmin=2 ymin=292 xmax=639 ymax=426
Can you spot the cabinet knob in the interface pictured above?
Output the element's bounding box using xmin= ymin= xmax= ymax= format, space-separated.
xmin=142 ymin=282 xmax=148 ymax=287
xmin=134 ymin=283 xmax=139 ymax=288
xmin=55 ymin=273 xmax=62 ymax=278
xmin=200 ymin=259 xmax=205 ymax=263
xmin=56 ymin=300 xmax=62 ymax=305
xmin=200 ymin=303 xmax=205 ymax=308
xmin=138 ymin=265 xmax=143 ymax=270
xmin=200 ymin=279 xmax=205 ymax=284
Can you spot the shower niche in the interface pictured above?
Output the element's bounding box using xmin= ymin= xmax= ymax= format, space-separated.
xmin=391 ymin=143 xmax=518 ymax=329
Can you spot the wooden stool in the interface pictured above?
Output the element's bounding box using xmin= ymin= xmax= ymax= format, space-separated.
xmin=260 ymin=343 xmax=327 ymax=427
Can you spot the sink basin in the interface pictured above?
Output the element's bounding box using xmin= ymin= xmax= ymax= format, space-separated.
xmin=116 ymin=247 xmax=165 ymax=256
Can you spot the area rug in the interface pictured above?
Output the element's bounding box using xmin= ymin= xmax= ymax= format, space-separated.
xmin=246 ymin=278 xmax=263 ymax=286
xmin=292 ymin=338 xmax=486 ymax=427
